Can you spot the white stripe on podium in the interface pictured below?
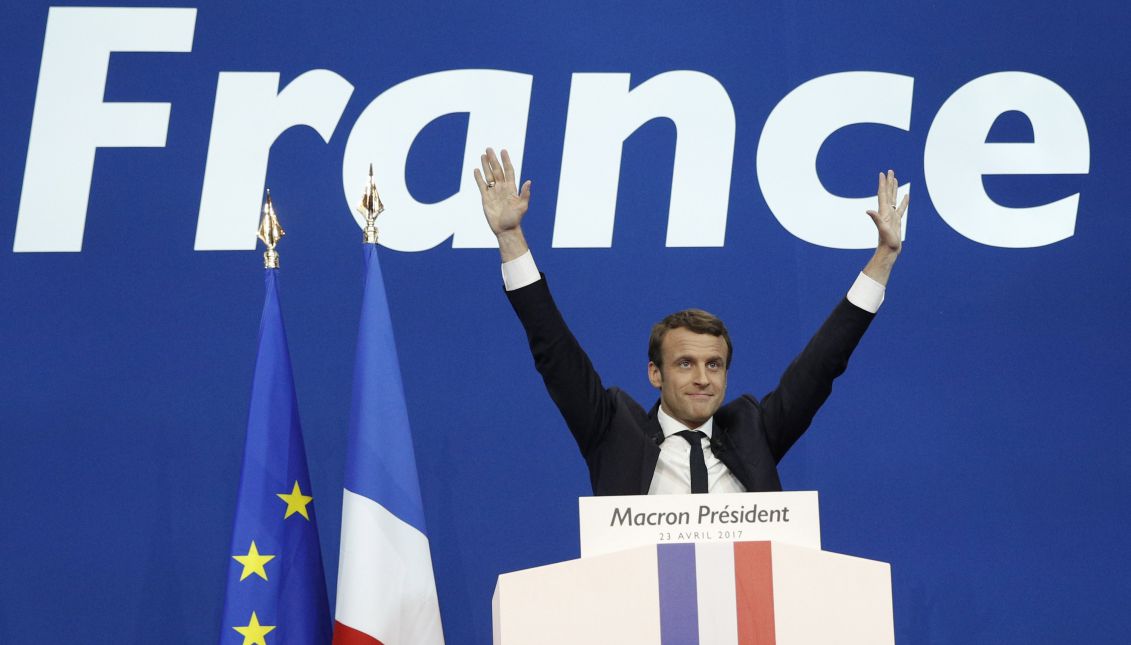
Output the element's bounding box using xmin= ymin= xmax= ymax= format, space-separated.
xmin=695 ymin=542 xmax=739 ymax=645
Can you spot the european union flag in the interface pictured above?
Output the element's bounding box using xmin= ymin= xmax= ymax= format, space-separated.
xmin=220 ymin=268 xmax=331 ymax=645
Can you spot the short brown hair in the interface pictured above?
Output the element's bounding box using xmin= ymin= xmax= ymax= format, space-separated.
xmin=648 ymin=309 xmax=733 ymax=368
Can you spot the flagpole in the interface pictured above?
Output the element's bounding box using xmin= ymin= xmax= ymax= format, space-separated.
xmin=359 ymin=163 xmax=384 ymax=245
xmin=258 ymin=189 xmax=284 ymax=268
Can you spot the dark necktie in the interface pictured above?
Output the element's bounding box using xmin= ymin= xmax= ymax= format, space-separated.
xmin=676 ymin=430 xmax=709 ymax=494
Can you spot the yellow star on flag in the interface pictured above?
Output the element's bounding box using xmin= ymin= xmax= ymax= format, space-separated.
xmin=233 ymin=611 xmax=275 ymax=645
xmin=276 ymin=481 xmax=313 ymax=520
xmin=232 ymin=540 xmax=275 ymax=581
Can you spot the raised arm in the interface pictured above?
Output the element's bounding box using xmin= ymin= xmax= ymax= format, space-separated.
xmin=474 ymin=147 xmax=615 ymax=456
xmin=757 ymin=169 xmax=907 ymax=460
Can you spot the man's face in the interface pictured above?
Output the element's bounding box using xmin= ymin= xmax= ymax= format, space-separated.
xmin=648 ymin=328 xmax=729 ymax=429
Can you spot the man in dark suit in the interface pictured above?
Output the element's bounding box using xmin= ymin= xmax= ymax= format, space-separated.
xmin=473 ymin=148 xmax=906 ymax=496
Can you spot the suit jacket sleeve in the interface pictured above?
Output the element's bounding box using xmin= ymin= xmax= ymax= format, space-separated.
xmin=756 ymin=298 xmax=876 ymax=462
xmin=505 ymin=276 xmax=614 ymax=457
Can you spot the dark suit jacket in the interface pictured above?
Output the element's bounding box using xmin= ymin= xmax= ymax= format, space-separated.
xmin=506 ymin=275 xmax=876 ymax=495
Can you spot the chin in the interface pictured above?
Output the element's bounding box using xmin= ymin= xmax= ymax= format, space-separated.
xmin=687 ymin=412 xmax=713 ymax=426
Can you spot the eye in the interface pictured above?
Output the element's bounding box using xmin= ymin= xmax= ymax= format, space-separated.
xmin=707 ymin=361 xmax=720 ymax=370
xmin=678 ymin=359 xmax=691 ymax=368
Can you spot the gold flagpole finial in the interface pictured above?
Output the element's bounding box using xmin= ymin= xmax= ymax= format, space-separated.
xmin=355 ymin=163 xmax=384 ymax=244
xmin=257 ymin=189 xmax=285 ymax=269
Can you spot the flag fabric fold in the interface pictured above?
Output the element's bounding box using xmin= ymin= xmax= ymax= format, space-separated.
xmin=220 ymin=269 xmax=331 ymax=645
xmin=334 ymin=245 xmax=445 ymax=645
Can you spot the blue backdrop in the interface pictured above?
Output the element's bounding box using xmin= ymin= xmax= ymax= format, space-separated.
xmin=2 ymin=2 xmax=1129 ymax=643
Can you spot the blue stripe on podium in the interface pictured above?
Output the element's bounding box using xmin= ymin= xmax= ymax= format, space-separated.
xmin=658 ymin=543 xmax=700 ymax=645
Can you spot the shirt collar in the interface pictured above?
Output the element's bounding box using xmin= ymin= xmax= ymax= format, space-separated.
xmin=656 ymin=405 xmax=714 ymax=439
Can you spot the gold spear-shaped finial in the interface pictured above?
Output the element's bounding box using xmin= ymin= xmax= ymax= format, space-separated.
xmin=257 ymin=189 xmax=285 ymax=269
xmin=355 ymin=163 xmax=384 ymax=244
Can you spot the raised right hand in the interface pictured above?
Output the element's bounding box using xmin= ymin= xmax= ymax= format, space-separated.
xmin=473 ymin=147 xmax=532 ymax=236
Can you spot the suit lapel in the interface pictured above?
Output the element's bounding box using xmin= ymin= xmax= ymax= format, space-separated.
xmin=640 ymin=401 xmax=665 ymax=494
xmin=710 ymin=417 xmax=749 ymax=489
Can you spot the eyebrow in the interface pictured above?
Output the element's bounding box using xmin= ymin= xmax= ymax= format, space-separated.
xmin=673 ymin=355 xmax=725 ymax=363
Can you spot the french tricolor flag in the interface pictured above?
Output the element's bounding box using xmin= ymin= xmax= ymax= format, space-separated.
xmin=657 ymin=542 xmax=776 ymax=645
xmin=333 ymin=245 xmax=445 ymax=645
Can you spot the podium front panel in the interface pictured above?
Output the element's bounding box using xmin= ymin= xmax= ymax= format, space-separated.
xmin=493 ymin=545 xmax=662 ymax=645
xmin=494 ymin=541 xmax=893 ymax=645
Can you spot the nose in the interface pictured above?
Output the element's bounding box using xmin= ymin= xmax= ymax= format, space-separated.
xmin=693 ymin=364 xmax=710 ymax=386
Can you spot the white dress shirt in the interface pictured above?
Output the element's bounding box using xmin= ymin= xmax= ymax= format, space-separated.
xmin=648 ymin=405 xmax=746 ymax=494
xmin=501 ymin=250 xmax=886 ymax=494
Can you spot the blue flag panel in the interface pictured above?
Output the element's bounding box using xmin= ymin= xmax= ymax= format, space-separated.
xmin=220 ymin=269 xmax=331 ymax=644
xmin=343 ymin=245 xmax=428 ymax=535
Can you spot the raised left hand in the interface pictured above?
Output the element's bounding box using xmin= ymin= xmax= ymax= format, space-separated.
xmin=866 ymin=169 xmax=908 ymax=254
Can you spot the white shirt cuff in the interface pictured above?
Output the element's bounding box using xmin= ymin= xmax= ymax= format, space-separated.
xmin=846 ymin=272 xmax=885 ymax=313
xmin=501 ymin=251 xmax=541 ymax=291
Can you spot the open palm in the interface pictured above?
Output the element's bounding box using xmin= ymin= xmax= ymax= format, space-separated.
xmin=866 ymin=169 xmax=908 ymax=253
xmin=474 ymin=148 xmax=532 ymax=235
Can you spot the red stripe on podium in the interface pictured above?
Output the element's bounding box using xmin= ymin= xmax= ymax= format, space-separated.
xmin=333 ymin=620 xmax=385 ymax=645
xmin=734 ymin=542 xmax=776 ymax=645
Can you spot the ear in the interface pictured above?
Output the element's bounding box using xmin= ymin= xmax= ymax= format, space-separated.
xmin=648 ymin=361 xmax=663 ymax=389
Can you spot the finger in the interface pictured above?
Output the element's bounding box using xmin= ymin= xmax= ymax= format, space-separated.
xmin=896 ymin=192 xmax=910 ymax=215
xmin=520 ymin=179 xmax=532 ymax=200
xmin=876 ymin=172 xmax=886 ymax=206
xmin=473 ymin=168 xmax=487 ymax=194
xmin=487 ymin=148 xmax=505 ymax=186
xmin=481 ymin=154 xmax=494 ymax=182
xmin=501 ymin=149 xmax=516 ymax=186
xmin=887 ymin=169 xmax=897 ymax=206
xmin=866 ymin=209 xmax=879 ymax=222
